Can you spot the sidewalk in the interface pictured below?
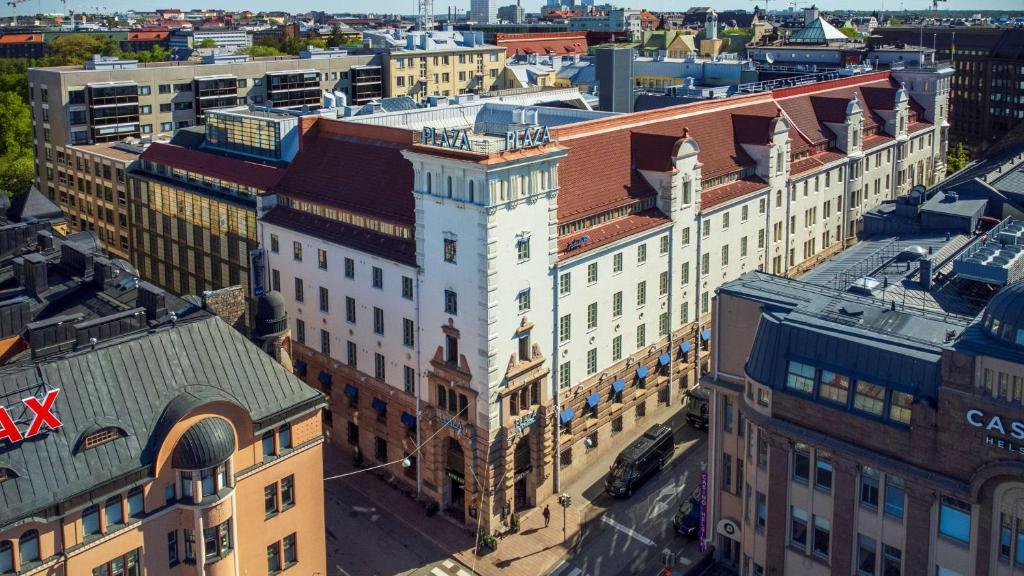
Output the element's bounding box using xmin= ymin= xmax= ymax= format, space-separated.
xmin=324 ymin=403 xmax=694 ymax=576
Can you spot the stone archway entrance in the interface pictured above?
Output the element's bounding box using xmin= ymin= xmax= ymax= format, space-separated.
xmin=513 ymin=438 xmax=533 ymax=511
xmin=445 ymin=438 xmax=466 ymax=521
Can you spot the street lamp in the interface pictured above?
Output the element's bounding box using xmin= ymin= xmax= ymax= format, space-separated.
xmin=557 ymin=493 xmax=572 ymax=545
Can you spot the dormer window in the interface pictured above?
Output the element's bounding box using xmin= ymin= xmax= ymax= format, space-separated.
xmin=0 ymin=468 xmax=16 ymax=483
xmin=82 ymin=427 xmax=125 ymax=451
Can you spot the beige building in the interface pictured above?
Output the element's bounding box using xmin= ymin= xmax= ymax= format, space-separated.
xmin=363 ymin=30 xmax=506 ymax=101
xmin=27 ymin=51 xmax=382 ymax=203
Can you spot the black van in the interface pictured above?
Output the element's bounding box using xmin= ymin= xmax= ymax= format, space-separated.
xmin=684 ymin=386 xmax=710 ymax=430
xmin=605 ymin=424 xmax=675 ymax=498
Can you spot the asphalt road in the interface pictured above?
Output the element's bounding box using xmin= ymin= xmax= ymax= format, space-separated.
xmin=547 ymin=426 xmax=709 ymax=576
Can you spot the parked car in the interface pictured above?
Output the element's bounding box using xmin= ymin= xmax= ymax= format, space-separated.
xmin=684 ymin=386 xmax=709 ymax=429
xmin=672 ymin=488 xmax=702 ymax=537
xmin=605 ymin=424 xmax=675 ymax=498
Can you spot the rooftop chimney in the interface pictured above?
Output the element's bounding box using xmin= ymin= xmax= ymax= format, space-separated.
xmin=137 ymin=281 xmax=168 ymax=321
xmin=93 ymin=257 xmax=115 ymax=288
xmin=21 ymin=253 xmax=48 ymax=296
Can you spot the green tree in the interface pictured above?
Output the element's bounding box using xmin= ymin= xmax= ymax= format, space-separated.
xmin=240 ymin=44 xmax=284 ymax=57
xmin=947 ymin=143 xmax=969 ymax=173
xmin=197 ymin=38 xmax=218 ymax=49
xmin=43 ymin=34 xmax=121 ymax=66
xmin=838 ymin=26 xmax=863 ymax=37
xmin=0 ymin=91 xmax=34 ymax=197
xmin=307 ymin=38 xmax=328 ymax=49
xmin=0 ymin=59 xmax=31 ymax=102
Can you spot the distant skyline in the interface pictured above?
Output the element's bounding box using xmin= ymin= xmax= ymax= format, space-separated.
xmin=10 ymin=0 xmax=1024 ymax=17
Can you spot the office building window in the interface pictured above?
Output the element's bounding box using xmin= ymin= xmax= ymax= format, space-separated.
xmin=882 ymin=545 xmax=902 ymax=576
xmin=292 ymin=241 xmax=302 ymax=261
xmin=319 ymin=287 xmax=329 ymax=313
xmin=517 ymin=289 xmax=530 ymax=312
xmin=346 ymin=297 xmax=356 ymax=323
xmin=402 ymin=276 xmax=413 ymax=299
xmin=375 ymin=353 xmax=385 ymax=381
xmin=347 ymin=341 xmax=357 ymax=368
xmin=373 ymin=307 xmax=384 ymax=335
xmin=785 ymin=361 xmax=815 ymax=394
xmin=636 ymin=324 xmax=646 ymax=348
xmin=168 ymin=530 xmax=179 ymax=567
xmin=444 ymin=238 xmax=457 ymax=263
xmin=755 ymin=492 xmax=767 ymax=531
xmin=857 ymin=534 xmax=877 ymax=576
xmin=294 ymin=277 xmax=304 ymax=302
xmin=320 ymin=329 xmax=330 ymax=356
xmin=559 ymin=362 xmax=571 ymax=389
xmin=203 ymin=520 xmax=232 ymax=562
xmin=637 ymin=243 xmax=646 ymax=264
xmin=83 ymin=505 xmax=101 ymax=536
xmin=372 ymin=266 xmax=383 ymax=289
xmin=885 ymin=475 xmax=905 ymax=519
xmin=587 ymin=302 xmax=597 ymax=330
xmin=518 ymin=239 xmax=530 ymax=262
xmin=613 ymin=252 xmax=623 ymax=273
xmin=344 ymin=257 xmax=354 ymax=278
xmin=889 ymin=391 xmax=913 ymax=425
xmin=939 ymin=497 xmax=970 ymax=543
xmin=860 ymin=467 xmax=879 ymax=509
xmin=295 ymin=319 xmax=305 ymax=344
xmin=444 ymin=290 xmax=458 ymax=315
xmin=791 ymin=506 xmax=808 ymax=549
xmin=853 ymin=381 xmax=885 ymax=416
xmin=812 ymin=516 xmax=830 ymax=559
xmin=559 ymin=314 xmax=571 ymax=343
xmin=559 ymin=272 xmax=571 ymax=295
xmin=819 ymin=371 xmax=849 ymax=405
xmin=815 ymin=451 xmax=833 ymax=492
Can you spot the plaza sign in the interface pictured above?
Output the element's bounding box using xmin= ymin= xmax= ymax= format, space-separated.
xmin=505 ymin=125 xmax=551 ymax=152
xmin=965 ymin=409 xmax=1024 ymax=455
xmin=0 ymin=389 xmax=62 ymax=445
xmin=421 ymin=127 xmax=472 ymax=152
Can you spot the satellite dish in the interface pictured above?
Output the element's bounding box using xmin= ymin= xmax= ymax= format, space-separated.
xmin=766 ymin=52 xmax=775 ymax=64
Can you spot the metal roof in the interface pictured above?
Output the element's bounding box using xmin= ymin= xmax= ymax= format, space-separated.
xmin=0 ymin=316 xmax=322 ymax=530
xmin=172 ymin=417 xmax=237 ymax=471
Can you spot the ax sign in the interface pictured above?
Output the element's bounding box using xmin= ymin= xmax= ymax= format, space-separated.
xmin=0 ymin=389 xmax=63 ymax=445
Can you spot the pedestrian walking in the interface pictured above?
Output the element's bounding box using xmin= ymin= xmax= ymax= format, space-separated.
xmin=543 ymin=504 xmax=551 ymax=527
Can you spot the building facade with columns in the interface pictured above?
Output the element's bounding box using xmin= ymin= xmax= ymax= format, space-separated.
xmin=259 ymin=67 xmax=951 ymax=534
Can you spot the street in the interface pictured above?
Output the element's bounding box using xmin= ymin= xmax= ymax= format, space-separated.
xmin=547 ymin=424 xmax=708 ymax=576
xmin=322 ymin=410 xmax=708 ymax=576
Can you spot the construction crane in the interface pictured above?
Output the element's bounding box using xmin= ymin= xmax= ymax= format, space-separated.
xmin=931 ymin=0 xmax=946 ymax=19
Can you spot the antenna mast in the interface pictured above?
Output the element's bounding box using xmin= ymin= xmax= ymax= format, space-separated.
xmin=417 ymin=0 xmax=434 ymax=30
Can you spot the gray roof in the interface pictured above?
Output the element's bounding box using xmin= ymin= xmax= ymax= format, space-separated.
xmin=723 ymin=272 xmax=968 ymax=402
xmin=0 ymin=316 xmax=322 ymax=530
xmin=6 ymin=186 xmax=63 ymax=223
xmin=172 ymin=417 xmax=237 ymax=471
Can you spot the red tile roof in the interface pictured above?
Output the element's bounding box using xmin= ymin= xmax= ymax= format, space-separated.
xmin=262 ymin=206 xmax=415 ymax=266
xmin=140 ymin=143 xmax=284 ymax=191
xmin=862 ymin=133 xmax=894 ymax=150
xmin=558 ymin=209 xmax=671 ymax=261
xmin=776 ymin=75 xmax=898 ymax=146
xmin=128 ymin=30 xmax=170 ymax=41
xmin=700 ymin=177 xmax=769 ymax=211
xmin=272 ymin=123 xmax=416 ymax=227
xmin=908 ymin=121 xmax=932 ymax=134
xmin=496 ymin=31 xmax=588 ymax=57
xmin=0 ymin=34 xmax=43 ymax=44
xmin=789 ymin=150 xmax=846 ymax=177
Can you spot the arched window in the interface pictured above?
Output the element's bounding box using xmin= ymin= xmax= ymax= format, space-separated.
xmin=0 ymin=541 xmax=13 ymax=574
xmin=447 ymin=176 xmax=453 ymax=198
xmin=81 ymin=427 xmax=125 ymax=451
xmin=18 ymin=530 xmax=38 ymax=564
xmin=468 ymin=180 xmax=475 ymax=203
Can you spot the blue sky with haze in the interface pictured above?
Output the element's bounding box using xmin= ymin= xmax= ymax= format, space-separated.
xmin=16 ymin=0 xmax=1023 ymax=16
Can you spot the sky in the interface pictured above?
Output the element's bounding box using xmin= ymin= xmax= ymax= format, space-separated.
xmin=12 ymin=0 xmax=1024 ymax=18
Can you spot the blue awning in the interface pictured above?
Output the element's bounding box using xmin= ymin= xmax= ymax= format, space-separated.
xmin=586 ymin=392 xmax=601 ymax=408
xmin=680 ymin=340 xmax=692 ymax=354
xmin=344 ymin=384 xmax=358 ymax=398
xmin=658 ymin=353 xmax=671 ymax=366
xmin=318 ymin=371 xmax=332 ymax=385
xmin=701 ymin=329 xmax=712 ymax=341
xmin=560 ymin=407 xmax=575 ymax=425
xmin=636 ymin=365 xmax=649 ymax=379
xmin=371 ymin=397 xmax=387 ymax=412
xmin=401 ymin=412 xmax=417 ymax=428
xmin=293 ymin=359 xmax=307 ymax=373
xmin=612 ymin=379 xmax=626 ymax=393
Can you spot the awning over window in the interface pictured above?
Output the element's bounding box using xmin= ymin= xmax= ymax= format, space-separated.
xmin=560 ymin=407 xmax=575 ymax=425
xmin=401 ymin=412 xmax=417 ymax=428
xmin=701 ymin=329 xmax=712 ymax=341
xmin=636 ymin=365 xmax=649 ymax=379
xmin=612 ymin=379 xmax=626 ymax=393
xmin=344 ymin=384 xmax=358 ymax=398
xmin=318 ymin=371 xmax=332 ymax=385
xmin=586 ymin=392 xmax=601 ymax=408
xmin=371 ymin=397 xmax=387 ymax=411
xmin=680 ymin=341 xmax=692 ymax=354
xmin=658 ymin=353 xmax=671 ymax=366
xmin=293 ymin=359 xmax=307 ymax=373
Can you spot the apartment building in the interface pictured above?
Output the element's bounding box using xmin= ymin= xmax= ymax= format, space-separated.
xmin=875 ymin=27 xmax=1024 ymax=156
xmin=705 ymin=219 xmax=1024 ymax=576
xmin=0 ymin=232 xmax=327 ymax=576
xmin=363 ymin=30 xmax=506 ymax=102
xmin=257 ymin=68 xmax=951 ymax=535
xmin=27 ymin=51 xmax=382 ymax=202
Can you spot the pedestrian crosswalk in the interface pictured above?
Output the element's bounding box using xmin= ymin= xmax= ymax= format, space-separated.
xmin=429 ymin=559 xmax=475 ymax=576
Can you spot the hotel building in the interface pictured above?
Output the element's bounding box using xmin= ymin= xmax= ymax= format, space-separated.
xmin=258 ymin=68 xmax=951 ymax=533
xmin=0 ymin=230 xmax=327 ymax=576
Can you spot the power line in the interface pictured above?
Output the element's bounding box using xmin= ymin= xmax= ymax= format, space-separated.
xmin=323 ymin=402 xmax=470 ymax=482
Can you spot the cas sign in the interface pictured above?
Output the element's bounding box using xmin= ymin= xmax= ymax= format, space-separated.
xmin=965 ymin=409 xmax=1024 ymax=455
xmin=505 ymin=125 xmax=551 ymax=151
xmin=0 ymin=389 xmax=62 ymax=445
xmin=421 ymin=127 xmax=472 ymax=152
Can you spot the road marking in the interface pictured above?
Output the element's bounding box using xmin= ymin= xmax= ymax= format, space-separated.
xmin=352 ymin=505 xmax=376 ymax=513
xmin=600 ymin=516 xmax=657 ymax=546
